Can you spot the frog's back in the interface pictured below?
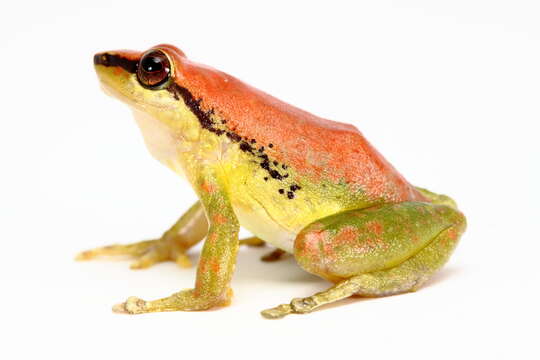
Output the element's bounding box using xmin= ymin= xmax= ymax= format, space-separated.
xmin=176 ymin=52 xmax=426 ymax=204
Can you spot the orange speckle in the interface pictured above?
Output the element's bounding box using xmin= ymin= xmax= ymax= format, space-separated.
xmin=207 ymin=233 xmax=219 ymax=244
xmin=366 ymin=221 xmax=383 ymax=236
xmin=210 ymin=259 xmax=221 ymax=273
xmin=212 ymin=214 xmax=227 ymax=224
xmin=333 ymin=226 xmax=359 ymax=246
xmin=201 ymin=182 xmax=216 ymax=194
xmin=300 ymin=230 xmax=327 ymax=258
xmin=198 ymin=259 xmax=207 ymax=272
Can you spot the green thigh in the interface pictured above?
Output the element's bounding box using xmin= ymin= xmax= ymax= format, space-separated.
xmin=294 ymin=201 xmax=466 ymax=284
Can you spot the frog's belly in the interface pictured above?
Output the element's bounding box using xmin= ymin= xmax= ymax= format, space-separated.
xmin=232 ymin=204 xmax=297 ymax=253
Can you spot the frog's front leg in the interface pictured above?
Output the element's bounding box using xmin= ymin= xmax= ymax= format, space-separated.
xmin=262 ymin=202 xmax=466 ymax=319
xmin=76 ymin=201 xmax=209 ymax=269
xmin=113 ymin=168 xmax=240 ymax=314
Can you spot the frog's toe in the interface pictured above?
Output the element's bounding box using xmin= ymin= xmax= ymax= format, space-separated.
xmin=129 ymin=246 xmax=193 ymax=269
xmin=260 ymin=248 xmax=287 ymax=262
xmin=290 ymin=297 xmax=318 ymax=313
xmin=75 ymin=240 xmax=156 ymax=261
xmin=173 ymin=252 xmax=193 ymax=268
xmin=260 ymin=304 xmax=293 ymax=319
xmin=129 ymin=250 xmax=168 ymax=269
xmin=112 ymin=296 xmax=148 ymax=314
xmin=239 ymin=236 xmax=265 ymax=247
xmin=261 ymin=297 xmax=318 ymax=319
xmin=76 ymin=238 xmax=193 ymax=270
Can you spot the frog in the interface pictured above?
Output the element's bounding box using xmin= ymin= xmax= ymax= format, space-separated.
xmin=78 ymin=44 xmax=466 ymax=319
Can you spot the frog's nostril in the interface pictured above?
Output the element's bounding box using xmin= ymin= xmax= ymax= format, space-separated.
xmin=94 ymin=53 xmax=109 ymax=66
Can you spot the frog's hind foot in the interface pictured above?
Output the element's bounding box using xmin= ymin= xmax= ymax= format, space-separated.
xmin=239 ymin=236 xmax=266 ymax=247
xmin=76 ymin=237 xmax=192 ymax=270
xmin=260 ymin=248 xmax=287 ymax=262
xmin=239 ymin=238 xmax=288 ymax=262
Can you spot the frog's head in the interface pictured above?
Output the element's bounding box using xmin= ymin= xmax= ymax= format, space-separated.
xmin=93 ymin=45 xmax=188 ymax=111
xmin=93 ymin=45 xmax=209 ymax=168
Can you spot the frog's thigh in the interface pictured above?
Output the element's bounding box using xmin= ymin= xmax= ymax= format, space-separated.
xmin=261 ymin=202 xmax=466 ymax=319
xmin=295 ymin=202 xmax=465 ymax=283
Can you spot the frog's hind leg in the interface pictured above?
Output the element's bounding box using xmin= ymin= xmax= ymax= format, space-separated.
xmin=261 ymin=202 xmax=466 ymax=319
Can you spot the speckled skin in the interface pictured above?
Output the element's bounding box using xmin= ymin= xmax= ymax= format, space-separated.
xmin=78 ymin=44 xmax=466 ymax=318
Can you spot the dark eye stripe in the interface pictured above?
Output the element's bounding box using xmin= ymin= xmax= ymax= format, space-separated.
xmin=93 ymin=53 xmax=138 ymax=73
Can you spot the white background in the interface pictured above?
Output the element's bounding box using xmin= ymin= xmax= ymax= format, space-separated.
xmin=1 ymin=1 xmax=539 ymax=359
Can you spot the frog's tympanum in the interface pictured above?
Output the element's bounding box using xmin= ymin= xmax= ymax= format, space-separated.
xmin=79 ymin=44 xmax=466 ymax=319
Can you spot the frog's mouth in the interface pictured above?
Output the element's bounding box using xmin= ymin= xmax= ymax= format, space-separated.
xmin=94 ymin=52 xmax=140 ymax=107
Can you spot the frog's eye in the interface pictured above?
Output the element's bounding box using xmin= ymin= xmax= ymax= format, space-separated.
xmin=137 ymin=50 xmax=171 ymax=89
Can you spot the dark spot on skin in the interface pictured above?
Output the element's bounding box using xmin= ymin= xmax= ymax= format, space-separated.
xmin=273 ymin=161 xmax=278 ymax=166
xmin=264 ymin=177 xmax=268 ymax=181
xmin=283 ymin=174 xmax=289 ymax=178
xmin=269 ymin=143 xmax=274 ymax=148
xmin=251 ymin=139 xmax=256 ymax=144
xmin=226 ymin=132 xmax=242 ymax=142
xmin=287 ymin=191 xmax=295 ymax=199
xmin=290 ymin=184 xmax=301 ymax=191
xmin=269 ymin=170 xmax=283 ymax=180
xmin=260 ymin=159 xmax=270 ymax=171
xmin=282 ymin=164 xmax=287 ymax=170
xmin=259 ymin=146 xmax=265 ymax=152
xmin=239 ymin=142 xmax=254 ymax=153
xmin=278 ymin=189 xmax=284 ymax=194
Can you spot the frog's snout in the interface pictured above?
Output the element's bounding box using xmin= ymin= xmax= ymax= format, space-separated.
xmin=93 ymin=53 xmax=110 ymax=66
xmin=93 ymin=51 xmax=139 ymax=74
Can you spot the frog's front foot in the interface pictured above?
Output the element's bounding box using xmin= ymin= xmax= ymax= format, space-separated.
xmin=75 ymin=236 xmax=192 ymax=270
xmin=112 ymin=289 xmax=233 ymax=314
